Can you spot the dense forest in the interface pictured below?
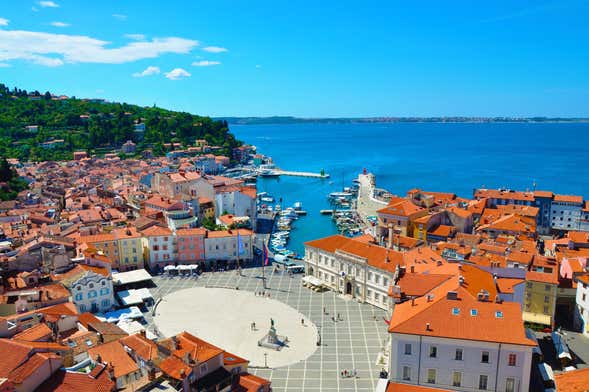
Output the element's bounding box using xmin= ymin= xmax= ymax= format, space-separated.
xmin=0 ymin=84 xmax=241 ymax=161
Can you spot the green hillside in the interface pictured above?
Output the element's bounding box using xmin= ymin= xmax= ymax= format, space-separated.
xmin=0 ymin=84 xmax=240 ymax=161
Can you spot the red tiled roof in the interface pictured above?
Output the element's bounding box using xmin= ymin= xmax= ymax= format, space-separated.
xmin=386 ymin=382 xmax=452 ymax=392
xmin=119 ymin=333 xmax=158 ymax=361
xmin=37 ymin=363 xmax=115 ymax=392
xmin=88 ymin=340 xmax=138 ymax=378
xmin=554 ymin=194 xmax=583 ymax=204
xmin=12 ymin=323 xmax=53 ymax=342
xmin=389 ymin=286 xmax=535 ymax=346
xmin=554 ymin=367 xmax=589 ymax=392
xmin=0 ymin=339 xmax=33 ymax=378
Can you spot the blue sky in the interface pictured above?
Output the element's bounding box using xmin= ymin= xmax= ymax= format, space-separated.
xmin=1 ymin=0 xmax=588 ymax=117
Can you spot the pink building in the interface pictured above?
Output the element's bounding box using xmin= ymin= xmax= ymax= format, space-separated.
xmin=176 ymin=228 xmax=207 ymax=263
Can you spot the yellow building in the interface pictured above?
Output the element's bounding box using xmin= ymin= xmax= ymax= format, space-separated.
xmin=112 ymin=227 xmax=145 ymax=271
xmin=523 ymin=269 xmax=558 ymax=327
xmin=79 ymin=233 xmax=118 ymax=268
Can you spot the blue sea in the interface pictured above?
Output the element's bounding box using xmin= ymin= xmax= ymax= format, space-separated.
xmin=231 ymin=122 xmax=589 ymax=255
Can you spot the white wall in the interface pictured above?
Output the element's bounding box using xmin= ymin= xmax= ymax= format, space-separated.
xmin=389 ymin=333 xmax=532 ymax=392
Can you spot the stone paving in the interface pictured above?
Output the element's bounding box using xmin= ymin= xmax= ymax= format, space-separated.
xmin=144 ymin=267 xmax=390 ymax=392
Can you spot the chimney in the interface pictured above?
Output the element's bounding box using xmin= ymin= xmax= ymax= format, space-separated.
xmin=426 ymin=323 xmax=431 ymax=331
xmin=388 ymin=224 xmax=393 ymax=249
xmin=446 ymin=291 xmax=458 ymax=300
xmin=96 ymin=354 xmax=103 ymax=364
xmin=410 ymin=266 xmax=415 ymax=273
xmin=140 ymin=329 xmax=146 ymax=337
xmin=411 ymin=297 xmax=416 ymax=306
xmin=495 ymin=295 xmax=502 ymax=303
xmin=107 ymin=363 xmax=115 ymax=381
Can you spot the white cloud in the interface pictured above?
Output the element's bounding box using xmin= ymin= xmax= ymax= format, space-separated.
xmin=0 ymin=18 xmax=9 ymax=26
xmin=125 ymin=34 xmax=145 ymax=41
xmin=39 ymin=1 xmax=59 ymax=8
xmin=165 ymin=68 xmax=191 ymax=80
xmin=202 ymin=46 xmax=227 ymax=53
xmin=255 ymin=64 xmax=261 ymax=68
xmin=0 ymin=62 xmax=11 ymax=67
xmin=112 ymin=14 xmax=127 ymax=21
xmin=0 ymin=29 xmax=199 ymax=66
xmin=192 ymin=60 xmax=220 ymax=67
xmin=132 ymin=65 xmax=160 ymax=77
xmin=50 ymin=21 xmax=70 ymax=27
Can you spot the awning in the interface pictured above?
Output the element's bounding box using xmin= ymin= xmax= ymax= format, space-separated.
xmin=112 ymin=269 xmax=153 ymax=286
xmin=117 ymin=288 xmax=154 ymax=306
xmin=164 ymin=265 xmax=176 ymax=271
xmin=302 ymin=275 xmax=323 ymax=287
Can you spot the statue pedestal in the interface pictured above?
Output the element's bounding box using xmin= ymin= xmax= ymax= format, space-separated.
xmin=258 ymin=326 xmax=289 ymax=351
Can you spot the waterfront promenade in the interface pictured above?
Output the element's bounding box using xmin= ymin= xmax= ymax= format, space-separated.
xmin=274 ymin=170 xmax=330 ymax=178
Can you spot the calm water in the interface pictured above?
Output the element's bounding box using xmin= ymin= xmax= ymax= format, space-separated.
xmin=231 ymin=122 xmax=589 ymax=254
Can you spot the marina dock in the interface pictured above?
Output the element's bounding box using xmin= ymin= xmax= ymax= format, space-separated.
xmin=273 ymin=170 xmax=330 ymax=178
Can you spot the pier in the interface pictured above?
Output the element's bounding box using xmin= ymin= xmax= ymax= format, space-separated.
xmin=274 ymin=170 xmax=330 ymax=178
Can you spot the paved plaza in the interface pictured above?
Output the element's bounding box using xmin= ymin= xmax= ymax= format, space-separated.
xmin=154 ymin=287 xmax=318 ymax=367
xmin=145 ymin=267 xmax=390 ymax=392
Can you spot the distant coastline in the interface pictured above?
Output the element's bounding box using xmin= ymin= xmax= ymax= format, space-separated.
xmin=218 ymin=116 xmax=589 ymax=125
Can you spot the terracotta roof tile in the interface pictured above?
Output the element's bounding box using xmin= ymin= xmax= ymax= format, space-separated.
xmin=389 ymin=286 xmax=535 ymax=346
xmin=88 ymin=340 xmax=138 ymax=378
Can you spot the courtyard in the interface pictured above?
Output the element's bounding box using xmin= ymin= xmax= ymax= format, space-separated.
xmin=144 ymin=266 xmax=390 ymax=392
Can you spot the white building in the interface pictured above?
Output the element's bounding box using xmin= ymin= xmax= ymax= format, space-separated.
xmin=204 ymin=229 xmax=253 ymax=263
xmin=304 ymin=235 xmax=402 ymax=310
xmin=215 ymin=187 xmax=257 ymax=224
xmin=574 ymin=273 xmax=589 ymax=337
xmin=141 ymin=225 xmax=176 ymax=268
xmin=388 ymin=285 xmax=535 ymax=392
xmin=60 ymin=265 xmax=114 ymax=314
xmin=551 ymin=195 xmax=585 ymax=231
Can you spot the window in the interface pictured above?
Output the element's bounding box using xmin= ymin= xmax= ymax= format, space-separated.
xmin=429 ymin=346 xmax=437 ymax=358
xmin=545 ymin=284 xmax=551 ymax=291
xmin=88 ymin=290 xmax=97 ymax=298
xmin=543 ymin=305 xmax=549 ymax=313
xmin=427 ymin=369 xmax=436 ymax=384
xmin=505 ymin=378 xmax=515 ymax=392
xmin=583 ymin=293 xmax=587 ymax=302
xmin=452 ymin=307 xmax=460 ymax=315
xmin=479 ymin=375 xmax=488 ymax=390
xmin=544 ymin=295 xmax=550 ymax=303
xmin=383 ymin=277 xmax=388 ymax=287
xmin=404 ymin=343 xmax=412 ymax=355
xmin=453 ymin=371 xmax=462 ymax=387
xmin=99 ymin=288 xmax=110 ymax=295
xmin=481 ymin=351 xmax=489 ymax=363
xmin=102 ymin=299 xmax=110 ymax=307
xmin=402 ymin=366 xmax=411 ymax=381
xmin=75 ymin=293 xmax=83 ymax=301
xmin=495 ymin=311 xmax=503 ymax=318
xmin=508 ymin=353 xmax=516 ymax=366
xmin=455 ymin=348 xmax=463 ymax=361
xmin=471 ymin=309 xmax=478 ymax=316
xmin=89 ymin=283 xmax=94 ymax=289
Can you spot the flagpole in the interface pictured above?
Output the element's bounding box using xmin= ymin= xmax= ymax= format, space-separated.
xmin=236 ymin=231 xmax=240 ymax=276
xmin=262 ymin=240 xmax=266 ymax=289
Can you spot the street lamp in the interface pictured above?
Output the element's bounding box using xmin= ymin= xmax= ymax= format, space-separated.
xmin=264 ymin=352 xmax=268 ymax=368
